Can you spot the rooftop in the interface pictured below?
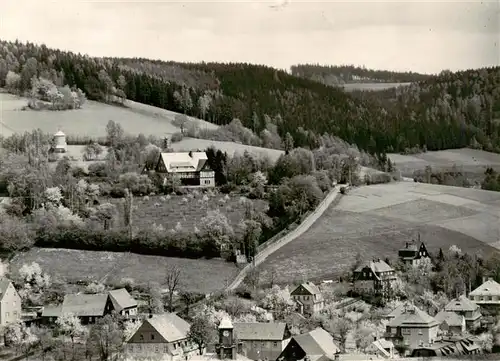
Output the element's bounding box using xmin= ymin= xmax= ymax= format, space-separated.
xmin=133 ymin=313 xmax=191 ymax=343
xmin=233 ymin=322 xmax=288 ymax=341
xmin=61 ymin=293 xmax=108 ymax=317
xmin=469 ymin=278 xmax=500 ymax=296
xmin=434 ymin=311 xmax=465 ymax=327
xmin=293 ymin=327 xmax=340 ymax=358
xmin=108 ymin=288 xmax=137 ymax=312
xmin=444 ymin=295 xmax=479 ymax=312
xmin=388 ymin=304 xmax=438 ymax=327
xmin=159 ymin=151 xmax=208 ymax=173
xmin=355 ymin=259 xmax=394 ymax=274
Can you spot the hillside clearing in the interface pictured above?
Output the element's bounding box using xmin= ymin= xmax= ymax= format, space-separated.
xmin=388 ymin=148 xmax=500 ymax=176
xmin=259 ymin=182 xmax=500 ymax=284
xmin=10 ymin=247 xmax=239 ymax=293
xmin=342 ymin=82 xmax=411 ymax=92
xmin=0 ymin=92 xmax=214 ymax=138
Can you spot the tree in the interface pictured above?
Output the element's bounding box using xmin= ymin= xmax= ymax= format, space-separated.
xmin=327 ymin=315 xmax=353 ymax=353
xmin=87 ymin=314 xmax=124 ymax=361
xmin=146 ymin=281 xmax=164 ymax=314
xmin=173 ymin=114 xmax=189 ymax=134
xmin=188 ymin=317 xmax=213 ymax=355
xmin=199 ymin=209 xmax=235 ymax=253
xmin=260 ymin=285 xmax=295 ymax=320
xmin=82 ymin=142 xmax=103 ymax=161
xmin=5 ymin=70 xmax=21 ymax=92
xmin=284 ymin=132 xmax=294 ymax=154
xmin=56 ymin=313 xmax=86 ymax=359
xmin=165 ymin=265 xmax=182 ymax=312
xmin=105 ymin=120 xmax=124 ymax=148
xmin=5 ymin=322 xmax=38 ymax=357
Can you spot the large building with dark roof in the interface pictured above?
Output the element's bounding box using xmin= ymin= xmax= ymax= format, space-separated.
xmin=233 ymin=322 xmax=291 ymax=361
xmin=353 ymin=259 xmax=397 ymax=295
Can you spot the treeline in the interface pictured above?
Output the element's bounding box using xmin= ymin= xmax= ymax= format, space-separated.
xmin=1 ymin=40 xmax=500 ymax=154
xmin=290 ymin=64 xmax=431 ymax=84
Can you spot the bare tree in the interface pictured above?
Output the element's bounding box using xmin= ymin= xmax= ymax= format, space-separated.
xmin=165 ymin=265 xmax=182 ymax=312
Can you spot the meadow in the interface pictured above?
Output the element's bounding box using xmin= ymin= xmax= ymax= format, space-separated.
xmin=342 ymin=82 xmax=411 ymax=92
xmin=259 ymin=181 xmax=500 ymax=284
xmin=388 ymin=148 xmax=500 ymax=177
xmin=10 ymin=247 xmax=239 ymax=294
xmin=108 ymin=193 xmax=269 ymax=237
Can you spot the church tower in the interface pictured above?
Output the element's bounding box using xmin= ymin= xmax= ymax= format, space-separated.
xmin=216 ymin=317 xmax=240 ymax=360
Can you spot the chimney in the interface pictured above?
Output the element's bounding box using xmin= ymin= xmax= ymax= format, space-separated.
xmin=405 ymin=242 xmax=409 ymax=248
xmin=149 ymin=314 xmax=153 ymax=319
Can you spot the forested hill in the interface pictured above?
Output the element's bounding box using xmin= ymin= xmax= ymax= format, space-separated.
xmin=290 ymin=64 xmax=432 ymax=85
xmin=1 ymin=39 xmax=500 ymax=154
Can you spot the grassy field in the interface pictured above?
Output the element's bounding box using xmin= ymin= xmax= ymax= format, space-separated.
xmin=10 ymin=247 xmax=239 ymax=293
xmin=109 ymin=193 xmax=268 ymax=236
xmin=388 ymin=148 xmax=500 ymax=177
xmin=259 ymin=181 xmax=500 ymax=284
xmin=342 ymin=82 xmax=411 ymax=92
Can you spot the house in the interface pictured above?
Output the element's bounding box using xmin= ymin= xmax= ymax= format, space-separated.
xmin=291 ymin=282 xmax=325 ymax=315
xmin=125 ymin=313 xmax=199 ymax=361
xmin=108 ymin=288 xmax=138 ymax=317
xmin=0 ymin=278 xmax=22 ymax=326
xmin=443 ymin=295 xmax=482 ymax=330
xmin=233 ymin=322 xmax=291 ymax=360
xmin=60 ymin=294 xmax=114 ymax=324
xmin=353 ymin=259 xmax=397 ymax=295
xmin=276 ymin=327 xmax=340 ymax=361
xmin=384 ymin=303 xmax=439 ymax=352
xmin=469 ymin=277 xmax=500 ymax=312
xmin=398 ymin=240 xmax=431 ymax=266
xmin=434 ymin=311 xmax=466 ymax=335
xmin=151 ymin=151 xmax=215 ymax=188
xmin=40 ymin=288 xmax=137 ymax=325
xmin=411 ymin=335 xmax=481 ymax=357
xmin=365 ymin=339 xmax=395 ymax=359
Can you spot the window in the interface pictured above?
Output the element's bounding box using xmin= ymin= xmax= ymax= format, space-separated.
xmin=155 ymin=346 xmax=160 ymax=353
xmin=136 ymin=344 xmax=142 ymax=352
xmin=140 ymin=334 xmax=144 ymax=341
xmin=261 ymin=342 xmax=265 ymax=347
xmin=418 ymin=330 xmax=423 ymax=335
xmin=401 ymin=328 xmax=411 ymax=335
xmin=164 ymin=345 xmax=169 ymax=353
xmin=273 ymin=342 xmax=278 ymax=347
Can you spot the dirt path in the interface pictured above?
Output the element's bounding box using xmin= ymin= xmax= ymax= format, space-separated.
xmin=226 ymin=186 xmax=342 ymax=291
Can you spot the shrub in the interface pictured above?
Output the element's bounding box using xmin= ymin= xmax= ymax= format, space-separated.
xmin=340 ymin=186 xmax=347 ymax=194
xmin=170 ymin=132 xmax=184 ymax=143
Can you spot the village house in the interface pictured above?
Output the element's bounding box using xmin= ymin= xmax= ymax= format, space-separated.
xmin=276 ymin=327 xmax=340 ymax=361
xmin=40 ymin=288 xmax=137 ymax=325
xmin=233 ymin=322 xmax=291 ymax=361
xmin=365 ymin=339 xmax=396 ymax=359
xmin=384 ymin=303 xmax=439 ymax=352
xmin=290 ymin=282 xmax=325 ymax=315
xmin=398 ymin=240 xmax=431 ymax=266
xmin=125 ymin=313 xmax=199 ymax=361
xmin=411 ymin=335 xmax=481 ymax=358
xmin=108 ymin=288 xmax=138 ymax=317
xmin=434 ymin=311 xmax=466 ymax=335
xmin=469 ymin=277 xmax=500 ymax=313
xmin=147 ymin=151 xmax=215 ymax=188
xmin=353 ymin=259 xmax=397 ymax=295
xmin=0 ymin=278 xmax=22 ymax=327
xmin=443 ymin=295 xmax=482 ymax=330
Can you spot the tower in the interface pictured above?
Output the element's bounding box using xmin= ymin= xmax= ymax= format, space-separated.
xmin=216 ymin=317 xmax=240 ymax=360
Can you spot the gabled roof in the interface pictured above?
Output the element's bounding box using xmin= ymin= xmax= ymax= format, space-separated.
xmin=142 ymin=313 xmax=191 ymax=343
xmin=445 ymin=295 xmax=479 ymax=312
xmin=435 ymin=311 xmax=465 ymax=327
xmin=61 ymin=294 xmax=108 ymax=317
xmin=0 ymin=278 xmax=14 ymax=302
xmin=158 ymin=152 xmax=208 ymax=173
xmin=469 ymin=278 xmax=500 ymax=296
xmin=388 ymin=304 xmax=438 ymax=327
xmin=293 ymin=327 xmax=340 ymax=358
xmin=234 ymin=322 xmax=288 ymax=341
xmin=108 ymin=288 xmax=137 ymax=312
xmin=291 ymin=282 xmax=322 ymax=296
xmin=355 ymin=259 xmax=394 ymax=274
xmin=41 ymin=305 xmax=62 ymax=318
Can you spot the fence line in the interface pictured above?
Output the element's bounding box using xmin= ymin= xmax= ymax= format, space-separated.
xmin=227 ymin=186 xmax=344 ymax=291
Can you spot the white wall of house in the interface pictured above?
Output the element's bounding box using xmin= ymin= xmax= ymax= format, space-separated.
xmin=0 ymin=283 xmax=22 ymax=326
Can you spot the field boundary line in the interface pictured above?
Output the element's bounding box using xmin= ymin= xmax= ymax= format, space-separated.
xmin=226 ymin=186 xmax=343 ymax=291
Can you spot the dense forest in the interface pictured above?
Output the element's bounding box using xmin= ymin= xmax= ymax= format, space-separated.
xmin=290 ymin=64 xmax=432 ymax=85
xmin=1 ymin=39 xmax=500 ymax=154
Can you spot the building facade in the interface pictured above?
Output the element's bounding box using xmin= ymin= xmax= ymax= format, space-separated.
xmin=234 ymin=322 xmax=291 ymax=361
xmin=0 ymin=279 xmax=22 ymax=327
xmin=153 ymin=151 xmax=215 ymax=188
xmin=444 ymin=295 xmax=482 ymax=330
xmin=276 ymin=328 xmax=340 ymax=361
xmin=125 ymin=313 xmax=199 ymax=361
xmin=353 ymin=259 xmax=397 ymax=295
xmin=398 ymin=241 xmax=431 ymax=266
xmin=384 ymin=304 xmax=439 ymax=352
xmin=290 ymin=282 xmax=325 ymax=315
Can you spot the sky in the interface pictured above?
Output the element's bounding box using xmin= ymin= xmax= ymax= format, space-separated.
xmin=1 ymin=0 xmax=499 ymax=74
